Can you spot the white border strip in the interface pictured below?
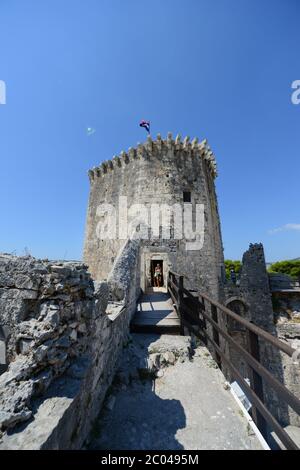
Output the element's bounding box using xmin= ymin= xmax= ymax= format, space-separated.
xmin=230 ymin=385 xmax=270 ymax=450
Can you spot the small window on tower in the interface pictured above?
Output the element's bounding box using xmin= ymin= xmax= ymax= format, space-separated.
xmin=183 ymin=191 xmax=191 ymax=202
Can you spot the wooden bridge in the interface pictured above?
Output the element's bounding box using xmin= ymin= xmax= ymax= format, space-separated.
xmin=131 ymin=271 xmax=300 ymax=450
xmin=131 ymin=291 xmax=181 ymax=334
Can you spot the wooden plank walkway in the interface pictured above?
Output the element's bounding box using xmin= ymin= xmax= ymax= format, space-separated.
xmin=131 ymin=292 xmax=181 ymax=334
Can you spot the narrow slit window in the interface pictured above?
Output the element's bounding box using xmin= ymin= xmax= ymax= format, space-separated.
xmin=183 ymin=191 xmax=191 ymax=202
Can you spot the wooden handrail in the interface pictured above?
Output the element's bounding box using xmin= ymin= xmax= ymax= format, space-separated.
xmin=169 ymin=271 xmax=295 ymax=357
xmin=167 ymin=270 xmax=300 ymax=450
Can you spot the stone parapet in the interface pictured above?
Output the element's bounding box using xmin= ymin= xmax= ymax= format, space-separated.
xmin=87 ymin=132 xmax=218 ymax=182
xmin=0 ymin=245 xmax=141 ymax=449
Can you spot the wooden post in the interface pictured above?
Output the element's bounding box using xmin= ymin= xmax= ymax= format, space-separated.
xmin=247 ymin=329 xmax=267 ymax=438
xmin=200 ymin=297 xmax=208 ymax=346
xmin=178 ymin=275 xmax=185 ymax=336
xmin=211 ymin=304 xmax=222 ymax=369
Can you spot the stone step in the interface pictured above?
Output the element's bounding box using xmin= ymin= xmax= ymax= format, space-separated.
xmin=130 ymin=323 xmax=181 ymax=335
xmin=131 ymin=292 xmax=181 ymax=335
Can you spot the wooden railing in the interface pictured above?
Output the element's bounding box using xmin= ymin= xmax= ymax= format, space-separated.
xmin=168 ymin=271 xmax=300 ymax=450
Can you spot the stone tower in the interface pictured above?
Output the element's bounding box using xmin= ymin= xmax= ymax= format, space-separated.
xmin=83 ymin=132 xmax=225 ymax=300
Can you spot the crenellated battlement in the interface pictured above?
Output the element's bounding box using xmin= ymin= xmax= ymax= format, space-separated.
xmin=87 ymin=132 xmax=217 ymax=182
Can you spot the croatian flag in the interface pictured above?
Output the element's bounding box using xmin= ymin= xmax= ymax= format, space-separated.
xmin=139 ymin=120 xmax=150 ymax=134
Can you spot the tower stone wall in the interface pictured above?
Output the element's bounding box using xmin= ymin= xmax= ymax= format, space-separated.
xmin=83 ymin=133 xmax=225 ymax=300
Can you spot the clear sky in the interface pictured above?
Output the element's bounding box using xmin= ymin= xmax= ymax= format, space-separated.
xmin=0 ymin=0 xmax=299 ymax=262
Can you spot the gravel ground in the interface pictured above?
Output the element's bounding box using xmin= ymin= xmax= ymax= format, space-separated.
xmin=87 ymin=334 xmax=262 ymax=450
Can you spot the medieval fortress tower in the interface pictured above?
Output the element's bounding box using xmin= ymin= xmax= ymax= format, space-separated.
xmin=83 ymin=133 xmax=224 ymax=300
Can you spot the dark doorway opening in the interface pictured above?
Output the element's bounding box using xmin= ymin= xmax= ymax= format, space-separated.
xmin=183 ymin=191 xmax=191 ymax=202
xmin=150 ymin=260 xmax=164 ymax=287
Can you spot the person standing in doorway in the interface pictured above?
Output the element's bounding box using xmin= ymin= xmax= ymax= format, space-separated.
xmin=154 ymin=263 xmax=162 ymax=287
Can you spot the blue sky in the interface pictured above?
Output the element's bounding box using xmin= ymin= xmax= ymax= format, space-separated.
xmin=0 ymin=0 xmax=299 ymax=262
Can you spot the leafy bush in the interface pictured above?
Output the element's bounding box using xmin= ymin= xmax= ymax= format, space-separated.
xmin=224 ymin=260 xmax=242 ymax=279
xmin=268 ymin=260 xmax=300 ymax=279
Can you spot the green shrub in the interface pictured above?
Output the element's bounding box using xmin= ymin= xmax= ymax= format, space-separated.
xmin=224 ymin=260 xmax=242 ymax=279
xmin=268 ymin=260 xmax=300 ymax=280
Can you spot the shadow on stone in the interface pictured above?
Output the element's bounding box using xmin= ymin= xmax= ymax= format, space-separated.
xmin=88 ymin=334 xmax=187 ymax=450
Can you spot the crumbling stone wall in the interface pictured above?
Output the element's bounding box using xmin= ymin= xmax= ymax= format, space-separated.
xmin=272 ymin=291 xmax=300 ymax=323
xmin=223 ymin=298 xmax=249 ymax=380
xmin=0 ymin=254 xmax=94 ymax=432
xmin=0 ymin=242 xmax=141 ymax=449
xmin=269 ymin=272 xmax=297 ymax=291
xmin=238 ymin=244 xmax=290 ymax=426
xmin=277 ymin=323 xmax=300 ymax=427
xmin=224 ymin=244 xmax=300 ymax=428
xmin=0 ymin=254 xmax=94 ymax=364
xmin=238 ymin=243 xmax=275 ymax=329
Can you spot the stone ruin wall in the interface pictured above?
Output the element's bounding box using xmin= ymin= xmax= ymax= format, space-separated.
xmin=224 ymin=243 xmax=300 ymax=428
xmin=83 ymin=133 xmax=225 ymax=301
xmin=269 ymin=272 xmax=300 ymax=323
xmin=0 ymin=239 xmax=141 ymax=449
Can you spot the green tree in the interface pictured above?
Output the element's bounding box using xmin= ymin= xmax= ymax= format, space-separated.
xmin=268 ymin=260 xmax=300 ymax=279
xmin=224 ymin=260 xmax=242 ymax=279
